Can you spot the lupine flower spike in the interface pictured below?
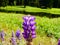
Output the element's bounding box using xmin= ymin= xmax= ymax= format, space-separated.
xmin=10 ymin=31 xmax=17 ymax=45
xmin=0 ymin=30 xmax=5 ymax=41
xmin=58 ymin=39 xmax=60 ymax=45
xmin=16 ymin=30 xmax=21 ymax=40
xmin=22 ymin=15 xmax=36 ymax=45
xmin=0 ymin=30 xmax=5 ymax=45
xmin=16 ymin=30 xmax=21 ymax=45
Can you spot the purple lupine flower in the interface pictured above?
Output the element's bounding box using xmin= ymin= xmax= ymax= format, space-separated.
xmin=11 ymin=37 xmax=17 ymax=45
xmin=10 ymin=31 xmax=17 ymax=45
xmin=22 ymin=15 xmax=36 ymax=41
xmin=0 ymin=30 xmax=5 ymax=41
xmin=15 ymin=30 xmax=21 ymax=40
xmin=58 ymin=39 xmax=60 ymax=45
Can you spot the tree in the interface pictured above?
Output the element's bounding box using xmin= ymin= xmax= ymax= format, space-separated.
xmin=0 ymin=0 xmax=8 ymax=7
xmin=24 ymin=0 xmax=28 ymax=8
xmin=47 ymin=0 xmax=53 ymax=8
xmin=58 ymin=0 xmax=60 ymax=8
xmin=53 ymin=0 xmax=58 ymax=8
xmin=8 ymin=0 xmax=14 ymax=5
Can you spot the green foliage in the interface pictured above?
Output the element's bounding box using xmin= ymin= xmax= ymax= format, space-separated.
xmin=0 ymin=6 xmax=60 ymax=14
xmin=0 ymin=12 xmax=23 ymax=31
xmin=36 ymin=16 xmax=60 ymax=39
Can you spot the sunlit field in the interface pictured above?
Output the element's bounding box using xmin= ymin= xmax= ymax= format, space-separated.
xmin=0 ymin=6 xmax=60 ymax=14
xmin=0 ymin=12 xmax=60 ymax=45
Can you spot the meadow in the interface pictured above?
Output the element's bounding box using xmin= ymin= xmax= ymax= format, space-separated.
xmin=0 ymin=12 xmax=60 ymax=45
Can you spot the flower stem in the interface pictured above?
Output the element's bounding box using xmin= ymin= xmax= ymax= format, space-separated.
xmin=27 ymin=41 xmax=33 ymax=45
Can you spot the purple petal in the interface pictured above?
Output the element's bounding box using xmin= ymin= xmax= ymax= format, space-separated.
xmin=58 ymin=39 xmax=60 ymax=45
xmin=31 ymin=25 xmax=36 ymax=31
xmin=32 ymin=35 xmax=36 ymax=38
xmin=22 ymin=32 xmax=29 ymax=39
xmin=29 ymin=16 xmax=35 ymax=21
xmin=23 ymin=26 xmax=28 ymax=30
xmin=23 ymin=35 xmax=28 ymax=39
xmin=23 ymin=16 xmax=29 ymax=21
xmin=23 ymin=21 xmax=30 ymax=26
xmin=28 ymin=26 xmax=31 ymax=30
xmin=27 ymin=21 xmax=30 ymax=26
xmin=31 ymin=31 xmax=36 ymax=35
xmin=23 ymin=22 xmax=27 ymax=26
xmin=30 ymin=21 xmax=36 ymax=26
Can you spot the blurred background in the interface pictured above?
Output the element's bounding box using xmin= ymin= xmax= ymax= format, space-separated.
xmin=0 ymin=0 xmax=60 ymax=8
xmin=0 ymin=0 xmax=60 ymax=45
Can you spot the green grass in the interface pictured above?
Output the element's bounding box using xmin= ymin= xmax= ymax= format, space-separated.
xmin=0 ymin=12 xmax=60 ymax=45
xmin=0 ymin=6 xmax=60 ymax=14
